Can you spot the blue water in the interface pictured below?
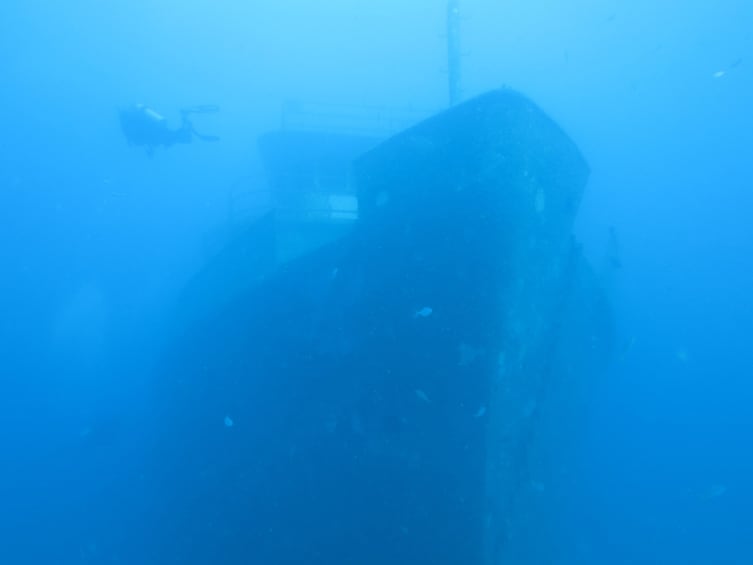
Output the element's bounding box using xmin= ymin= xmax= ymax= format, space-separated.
xmin=1 ymin=1 xmax=751 ymax=563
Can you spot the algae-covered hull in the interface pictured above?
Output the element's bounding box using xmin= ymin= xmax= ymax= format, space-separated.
xmin=153 ymin=89 xmax=612 ymax=565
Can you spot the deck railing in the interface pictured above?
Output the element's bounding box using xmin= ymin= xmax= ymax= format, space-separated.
xmin=280 ymin=100 xmax=434 ymax=138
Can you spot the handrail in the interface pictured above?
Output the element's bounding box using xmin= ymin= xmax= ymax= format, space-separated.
xmin=280 ymin=99 xmax=434 ymax=137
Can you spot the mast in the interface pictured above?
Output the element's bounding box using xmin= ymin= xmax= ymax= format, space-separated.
xmin=447 ymin=0 xmax=462 ymax=106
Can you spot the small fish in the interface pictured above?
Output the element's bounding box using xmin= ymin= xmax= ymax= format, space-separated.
xmin=415 ymin=389 xmax=431 ymax=403
xmin=414 ymin=307 xmax=433 ymax=318
xmin=474 ymin=405 xmax=487 ymax=418
xmin=535 ymin=189 xmax=546 ymax=214
xmin=224 ymin=415 xmax=234 ymax=427
xmin=624 ymin=336 xmax=636 ymax=352
xmin=497 ymin=351 xmax=506 ymax=367
xmin=701 ymin=484 xmax=727 ymax=500
xmin=676 ymin=348 xmax=689 ymax=363
xmin=713 ymin=70 xmax=726 ymax=79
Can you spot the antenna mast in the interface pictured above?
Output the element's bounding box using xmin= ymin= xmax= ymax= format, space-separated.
xmin=447 ymin=0 xmax=462 ymax=106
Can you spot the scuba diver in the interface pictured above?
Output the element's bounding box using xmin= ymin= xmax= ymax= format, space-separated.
xmin=119 ymin=104 xmax=220 ymax=156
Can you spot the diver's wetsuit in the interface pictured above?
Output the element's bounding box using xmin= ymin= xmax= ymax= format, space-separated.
xmin=119 ymin=104 xmax=218 ymax=155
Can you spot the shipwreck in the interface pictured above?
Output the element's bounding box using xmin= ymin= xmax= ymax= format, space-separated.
xmin=151 ymin=86 xmax=613 ymax=564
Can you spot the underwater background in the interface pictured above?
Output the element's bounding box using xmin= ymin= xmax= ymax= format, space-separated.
xmin=0 ymin=1 xmax=751 ymax=563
